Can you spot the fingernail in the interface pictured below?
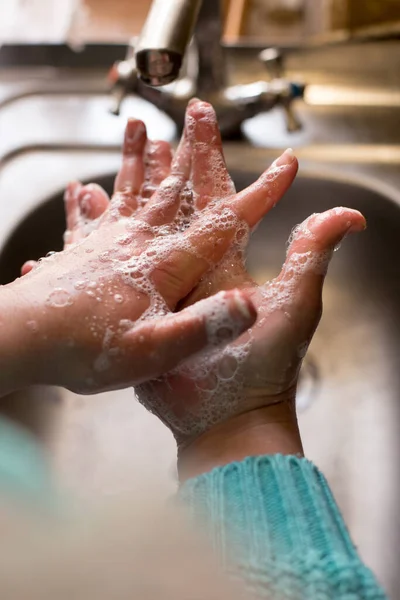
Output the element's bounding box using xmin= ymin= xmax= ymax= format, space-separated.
xmin=275 ymin=148 xmax=296 ymax=167
xmin=187 ymin=99 xmax=214 ymax=119
xmin=126 ymin=119 xmax=146 ymax=143
xmin=348 ymin=216 xmax=367 ymax=232
xmin=231 ymin=289 xmax=255 ymax=322
xmin=203 ymin=291 xmax=256 ymax=346
xmin=190 ymin=290 xmax=256 ymax=347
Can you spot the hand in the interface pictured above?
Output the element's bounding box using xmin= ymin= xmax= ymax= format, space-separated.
xmin=23 ymin=102 xmax=365 ymax=458
xmin=4 ymin=111 xmax=292 ymax=397
xmin=134 ymin=101 xmax=366 ymax=450
xmin=29 ymin=103 xmax=310 ymax=440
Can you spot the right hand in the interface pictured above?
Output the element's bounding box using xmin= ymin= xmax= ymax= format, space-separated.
xmin=6 ymin=118 xmax=269 ymax=396
xmin=9 ymin=106 xmax=297 ymax=398
xmin=136 ymin=102 xmax=366 ymax=448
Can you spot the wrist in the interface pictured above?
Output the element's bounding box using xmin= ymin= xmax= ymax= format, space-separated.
xmin=177 ymin=398 xmax=303 ymax=482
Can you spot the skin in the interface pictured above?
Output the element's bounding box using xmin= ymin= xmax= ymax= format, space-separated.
xmin=3 ymin=114 xmax=287 ymax=396
xmin=27 ymin=100 xmax=366 ymax=482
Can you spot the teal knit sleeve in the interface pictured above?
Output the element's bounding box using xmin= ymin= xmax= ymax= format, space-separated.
xmin=0 ymin=416 xmax=57 ymax=512
xmin=179 ymin=455 xmax=387 ymax=600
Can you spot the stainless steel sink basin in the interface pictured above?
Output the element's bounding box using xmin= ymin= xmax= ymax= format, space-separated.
xmin=0 ymin=144 xmax=399 ymax=595
xmin=1 ymin=166 xmax=399 ymax=594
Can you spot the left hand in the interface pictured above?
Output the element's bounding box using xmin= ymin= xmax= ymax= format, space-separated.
xmin=137 ymin=102 xmax=366 ymax=447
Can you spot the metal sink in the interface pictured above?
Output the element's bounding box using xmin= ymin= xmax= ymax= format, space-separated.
xmin=1 ymin=165 xmax=399 ymax=593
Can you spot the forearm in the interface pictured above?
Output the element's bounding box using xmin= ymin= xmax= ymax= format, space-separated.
xmin=0 ymin=286 xmax=40 ymax=396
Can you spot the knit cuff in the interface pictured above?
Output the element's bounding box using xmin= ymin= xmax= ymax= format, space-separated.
xmin=179 ymin=455 xmax=387 ymax=599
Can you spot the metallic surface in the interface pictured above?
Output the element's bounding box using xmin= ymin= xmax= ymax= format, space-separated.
xmin=108 ymin=0 xmax=305 ymax=135
xmin=135 ymin=0 xmax=202 ymax=86
xmin=0 ymin=42 xmax=399 ymax=597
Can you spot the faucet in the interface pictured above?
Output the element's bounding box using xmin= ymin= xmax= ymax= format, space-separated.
xmin=108 ymin=0 xmax=305 ymax=139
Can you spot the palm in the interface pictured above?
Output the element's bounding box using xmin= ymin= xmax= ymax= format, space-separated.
xmin=138 ymin=239 xmax=319 ymax=442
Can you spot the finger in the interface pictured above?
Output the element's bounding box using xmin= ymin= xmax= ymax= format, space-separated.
xmin=171 ymin=101 xmax=197 ymax=179
xmin=123 ymin=289 xmax=256 ymax=382
xmin=186 ymin=147 xmax=298 ymax=262
xmin=152 ymin=149 xmax=298 ymax=305
xmin=142 ymin=140 xmax=172 ymax=199
xmin=64 ymin=181 xmax=83 ymax=233
xmin=21 ymin=260 xmax=37 ymax=276
xmin=186 ymin=100 xmax=235 ymax=208
xmin=78 ymin=183 xmax=109 ymax=220
xmin=137 ymin=175 xmax=186 ymax=227
xmin=275 ymin=207 xmax=366 ymax=317
xmin=231 ymin=148 xmax=298 ymax=227
xmin=114 ymin=119 xmax=147 ymax=197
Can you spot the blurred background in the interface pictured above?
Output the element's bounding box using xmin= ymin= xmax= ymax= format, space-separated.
xmin=1 ymin=0 xmax=400 ymax=45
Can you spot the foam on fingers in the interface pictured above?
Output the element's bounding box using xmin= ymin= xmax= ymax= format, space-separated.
xmin=185 ymin=100 xmax=235 ymax=208
xmin=126 ymin=290 xmax=256 ymax=381
xmin=138 ymin=175 xmax=187 ymax=227
xmin=231 ymin=149 xmax=298 ymax=227
xmin=260 ymin=207 xmax=367 ymax=318
xmin=142 ymin=140 xmax=173 ymax=199
xmin=78 ymin=184 xmax=109 ymax=220
xmin=286 ymin=207 xmax=366 ymax=260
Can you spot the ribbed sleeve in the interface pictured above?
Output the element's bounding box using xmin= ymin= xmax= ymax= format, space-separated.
xmin=179 ymin=455 xmax=387 ymax=600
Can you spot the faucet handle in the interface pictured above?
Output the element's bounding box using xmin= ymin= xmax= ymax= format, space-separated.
xmin=259 ymin=48 xmax=305 ymax=132
xmin=282 ymin=81 xmax=305 ymax=132
xmin=283 ymin=100 xmax=302 ymax=132
xmin=259 ymin=47 xmax=284 ymax=79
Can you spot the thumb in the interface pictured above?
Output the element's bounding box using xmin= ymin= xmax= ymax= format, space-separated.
xmin=273 ymin=207 xmax=366 ymax=323
xmin=21 ymin=260 xmax=38 ymax=276
xmin=123 ymin=290 xmax=256 ymax=383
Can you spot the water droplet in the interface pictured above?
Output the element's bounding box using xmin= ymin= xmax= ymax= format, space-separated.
xmin=99 ymin=251 xmax=111 ymax=263
xmin=217 ymin=355 xmax=238 ymax=380
xmin=26 ymin=320 xmax=38 ymax=332
xmin=114 ymin=294 xmax=124 ymax=303
xmin=130 ymin=270 xmax=143 ymax=279
xmin=197 ymin=373 xmax=218 ymax=391
xmin=47 ymin=288 xmax=72 ymax=308
xmin=74 ymin=280 xmax=87 ymax=290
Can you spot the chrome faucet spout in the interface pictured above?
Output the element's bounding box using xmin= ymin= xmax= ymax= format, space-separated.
xmin=108 ymin=0 xmax=306 ymax=137
xmin=135 ymin=0 xmax=202 ymax=86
